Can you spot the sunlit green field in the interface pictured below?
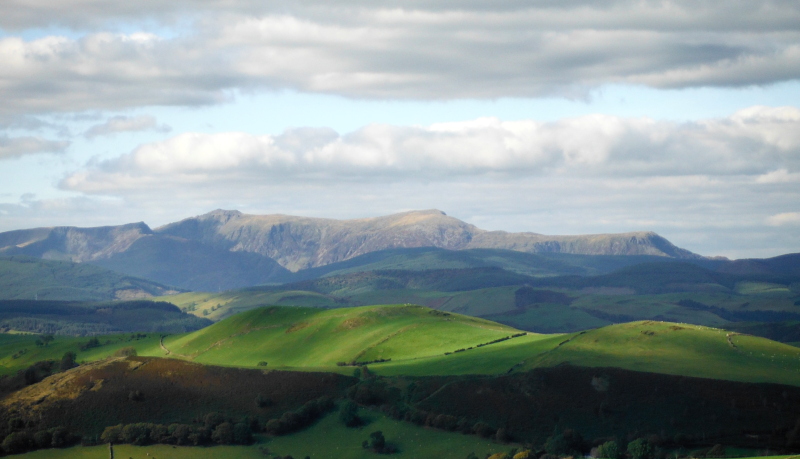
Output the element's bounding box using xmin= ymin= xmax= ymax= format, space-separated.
xmin=162 ymin=304 xmax=522 ymax=369
xmin=4 ymin=304 xmax=800 ymax=386
xmin=530 ymin=321 xmax=800 ymax=386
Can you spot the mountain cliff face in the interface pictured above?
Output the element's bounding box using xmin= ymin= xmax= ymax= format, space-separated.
xmin=155 ymin=209 xmax=702 ymax=271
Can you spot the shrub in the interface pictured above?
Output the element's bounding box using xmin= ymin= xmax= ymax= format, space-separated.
xmin=80 ymin=337 xmax=101 ymax=351
xmin=495 ymin=427 xmax=510 ymax=443
xmin=233 ymin=422 xmax=253 ymax=445
xmin=211 ymin=422 xmax=234 ymax=445
xmin=59 ymin=351 xmax=77 ymax=371
xmin=545 ymin=429 xmax=585 ymax=457
xmin=33 ymin=430 xmax=51 ymax=449
xmin=340 ymin=400 xmax=363 ymax=427
xmin=370 ymin=431 xmax=386 ymax=450
xmin=169 ymin=424 xmax=191 ymax=445
xmin=121 ymin=423 xmax=152 ymax=445
xmin=50 ymin=427 xmax=74 ymax=448
xmin=2 ymin=432 xmax=32 ymax=454
xmin=473 ymin=422 xmax=495 ymax=438
xmin=627 ymin=438 xmax=654 ymax=459
xmin=100 ymin=425 xmax=123 ymax=444
xmin=597 ymin=440 xmax=621 ymax=459
xmin=114 ymin=347 xmax=137 ymax=357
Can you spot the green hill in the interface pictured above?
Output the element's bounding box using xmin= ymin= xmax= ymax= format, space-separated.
xmin=0 ymin=256 xmax=179 ymax=301
xmin=0 ymin=299 xmax=212 ymax=336
xmin=155 ymin=305 xmax=800 ymax=386
xmin=162 ymin=304 xmax=528 ymax=370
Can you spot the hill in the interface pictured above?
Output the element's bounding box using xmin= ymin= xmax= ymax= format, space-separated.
xmin=0 ymin=299 xmax=211 ymax=336
xmin=152 ymin=305 xmax=800 ymax=387
xmin=162 ymin=304 xmax=528 ymax=369
xmin=4 ymin=306 xmax=800 ymax=455
xmin=0 ymin=255 xmax=179 ymax=301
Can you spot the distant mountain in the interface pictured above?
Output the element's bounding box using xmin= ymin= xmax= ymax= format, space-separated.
xmin=156 ymin=209 xmax=703 ymax=271
xmin=0 ymin=209 xmax=706 ymax=291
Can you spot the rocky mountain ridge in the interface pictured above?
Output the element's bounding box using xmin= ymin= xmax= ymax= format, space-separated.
xmin=156 ymin=209 xmax=702 ymax=271
xmin=0 ymin=209 xmax=702 ymax=276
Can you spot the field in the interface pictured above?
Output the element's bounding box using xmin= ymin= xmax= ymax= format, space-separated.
xmin=12 ymin=410 xmax=514 ymax=459
xmin=4 ymin=303 xmax=800 ymax=388
xmin=0 ymin=332 xmax=165 ymax=376
xmin=161 ymin=304 xmax=524 ymax=370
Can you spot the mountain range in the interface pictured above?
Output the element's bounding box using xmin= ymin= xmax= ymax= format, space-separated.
xmin=0 ymin=209 xmax=703 ymax=290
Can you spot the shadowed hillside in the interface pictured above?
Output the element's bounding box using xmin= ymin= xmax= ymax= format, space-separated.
xmin=0 ymin=256 xmax=179 ymax=301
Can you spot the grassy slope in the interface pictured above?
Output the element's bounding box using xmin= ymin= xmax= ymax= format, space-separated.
xmin=155 ymin=289 xmax=342 ymax=320
xmin=162 ymin=305 xmax=524 ymax=370
xmin=155 ymin=305 xmax=800 ymax=386
xmin=0 ymin=333 xmax=165 ymax=376
xmin=5 ymin=304 xmax=800 ymax=386
xmin=529 ymin=321 xmax=800 ymax=386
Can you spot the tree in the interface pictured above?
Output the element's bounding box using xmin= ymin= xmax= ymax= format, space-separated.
xmin=627 ymin=438 xmax=654 ymax=459
xmin=100 ymin=425 xmax=123 ymax=444
xmin=340 ymin=400 xmax=362 ymax=427
xmin=2 ymin=432 xmax=32 ymax=454
xmin=211 ymin=422 xmax=234 ymax=445
xmin=60 ymin=351 xmax=77 ymax=371
xmin=545 ymin=429 xmax=585 ymax=457
xmin=233 ymin=422 xmax=253 ymax=445
xmin=597 ymin=441 xmax=621 ymax=459
xmin=369 ymin=431 xmax=386 ymax=450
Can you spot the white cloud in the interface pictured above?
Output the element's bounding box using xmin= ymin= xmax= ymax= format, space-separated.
xmin=60 ymin=107 xmax=800 ymax=193
xmin=1 ymin=2 xmax=800 ymax=115
xmin=767 ymin=212 xmax=800 ymax=226
xmin=756 ymin=169 xmax=800 ymax=183
xmin=0 ymin=135 xmax=69 ymax=159
xmin=84 ymin=115 xmax=170 ymax=138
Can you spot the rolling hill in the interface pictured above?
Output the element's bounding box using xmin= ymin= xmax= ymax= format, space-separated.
xmin=151 ymin=305 xmax=800 ymax=386
xmin=4 ymin=304 xmax=800 ymax=456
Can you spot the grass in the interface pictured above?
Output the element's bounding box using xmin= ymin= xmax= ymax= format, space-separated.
xmin=736 ymin=282 xmax=793 ymax=295
xmin=154 ymin=289 xmax=342 ymax=320
xmin=0 ymin=332 xmax=165 ymax=376
xmin=12 ymin=410 xmax=513 ymax=459
xmin=5 ymin=304 xmax=800 ymax=386
xmin=530 ymin=321 xmax=800 ymax=386
xmin=161 ymin=304 xmax=522 ymax=370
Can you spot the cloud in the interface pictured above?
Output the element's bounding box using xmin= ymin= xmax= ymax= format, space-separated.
xmin=84 ymin=115 xmax=170 ymax=138
xmin=767 ymin=212 xmax=800 ymax=226
xmin=60 ymin=106 xmax=800 ymax=193
xmin=0 ymin=135 xmax=69 ymax=159
xmin=2 ymin=2 xmax=800 ymax=115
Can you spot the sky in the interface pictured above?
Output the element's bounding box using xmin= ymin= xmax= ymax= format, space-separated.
xmin=1 ymin=1 xmax=799 ymax=259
